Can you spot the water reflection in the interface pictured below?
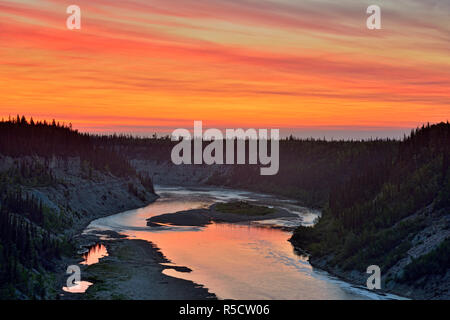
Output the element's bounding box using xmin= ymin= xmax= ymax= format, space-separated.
xmin=84 ymin=186 xmax=403 ymax=300
xmin=81 ymin=243 xmax=108 ymax=265
xmin=128 ymin=222 xmax=372 ymax=300
xmin=62 ymin=244 xmax=108 ymax=294
xmin=62 ymin=281 xmax=93 ymax=293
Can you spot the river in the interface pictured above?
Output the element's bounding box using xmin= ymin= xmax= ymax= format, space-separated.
xmin=83 ymin=185 xmax=403 ymax=300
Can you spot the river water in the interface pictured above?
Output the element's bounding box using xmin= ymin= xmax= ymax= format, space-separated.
xmin=84 ymin=185 xmax=402 ymax=300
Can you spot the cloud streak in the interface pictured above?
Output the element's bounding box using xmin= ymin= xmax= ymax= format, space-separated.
xmin=0 ymin=0 xmax=449 ymax=135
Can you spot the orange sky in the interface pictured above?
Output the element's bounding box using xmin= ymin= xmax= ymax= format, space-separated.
xmin=0 ymin=0 xmax=449 ymax=138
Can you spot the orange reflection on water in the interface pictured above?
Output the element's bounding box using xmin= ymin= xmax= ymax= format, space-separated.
xmin=62 ymin=281 xmax=93 ymax=293
xmin=127 ymin=223 xmax=314 ymax=299
xmin=81 ymin=243 xmax=108 ymax=265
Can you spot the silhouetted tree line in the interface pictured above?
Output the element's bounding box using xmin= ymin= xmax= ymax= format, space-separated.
xmin=86 ymin=129 xmax=400 ymax=208
xmin=0 ymin=201 xmax=67 ymax=298
xmin=217 ymin=138 xmax=399 ymax=207
xmin=139 ymin=173 xmax=155 ymax=194
xmin=90 ymin=133 xmax=174 ymax=163
xmin=291 ymin=122 xmax=450 ymax=282
xmin=0 ymin=160 xmax=56 ymax=189
xmin=93 ymin=122 xmax=449 ymax=283
xmin=329 ymin=122 xmax=450 ymax=230
xmin=0 ymin=116 xmax=142 ymax=298
xmin=1 ymin=116 xmax=448 ymax=292
xmin=0 ymin=116 xmax=136 ymax=178
xmin=1 ymin=190 xmax=44 ymax=226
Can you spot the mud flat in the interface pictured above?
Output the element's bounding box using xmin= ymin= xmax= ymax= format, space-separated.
xmin=147 ymin=202 xmax=298 ymax=227
xmin=61 ymin=231 xmax=216 ymax=300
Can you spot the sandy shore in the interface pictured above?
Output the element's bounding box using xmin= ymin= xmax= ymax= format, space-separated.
xmin=60 ymin=231 xmax=216 ymax=300
xmin=61 ymin=199 xmax=296 ymax=300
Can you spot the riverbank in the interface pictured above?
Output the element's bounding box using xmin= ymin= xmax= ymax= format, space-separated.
xmin=57 ymin=181 xmax=413 ymax=300
xmin=292 ymin=246 xmax=449 ymax=300
xmin=78 ymin=186 xmax=405 ymax=300
xmin=289 ymin=205 xmax=450 ymax=300
xmin=62 ymin=197 xmax=296 ymax=299
xmin=61 ymin=231 xmax=216 ymax=300
xmin=305 ymin=255 xmax=410 ymax=300
xmin=303 ymin=250 xmax=447 ymax=300
xmin=54 ymin=181 xmax=218 ymax=300
xmin=0 ymin=155 xmax=161 ymax=299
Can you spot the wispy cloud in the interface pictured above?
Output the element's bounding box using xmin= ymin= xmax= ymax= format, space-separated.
xmin=0 ymin=0 xmax=449 ymax=135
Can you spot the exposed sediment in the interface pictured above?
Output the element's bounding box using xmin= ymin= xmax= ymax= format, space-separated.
xmin=61 ymin=231 xmax=216 ymax=300
xmin=147 ymin=203 xmax=297 ymax=227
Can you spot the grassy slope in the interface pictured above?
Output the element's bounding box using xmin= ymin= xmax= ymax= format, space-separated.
xmin=215 ymin=201 xmax=275 ymax=216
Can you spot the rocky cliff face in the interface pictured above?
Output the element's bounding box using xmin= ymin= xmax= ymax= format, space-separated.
xmin=290 ymin=204 xmax=450 ymax=300
xmin=1 ymin=155 xmax=158 ymax=235
xmin=0 ymin=154 xmax=159 ymax=299
xmin=131 ymin=159 xmax=232 ymax=186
